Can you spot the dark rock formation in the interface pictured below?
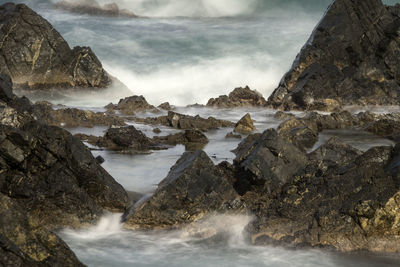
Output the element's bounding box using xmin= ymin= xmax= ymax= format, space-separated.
xmin=54 ymin=0 xmax=138 ymax=18
xmin=277 ymin=116 xmax=318 ymax=151
xmin=0 ymin=194 xmax=85 ymax=266
xmin=133 ymin=111 xmax=235 ymax=131
xmin=234 ymin=129 xmax=308 ymax=194
xmin=0 ymin=3 xmax=111 ymax=89
xmin=158 ymin=102 xmax=173 ymax=111
xmin=107 ymin=95 xmax=158 ymax=115
xmin=123 ymin=150 xmax=243 ymax=230
xmin=103 ymin=125 xmax=154 ymax=150
xmin=207 ymin=86 xmax=267 ymax=108
xmin=233 ymin=113 xmax=255 ymax=134
xmin=34 ymin=101 xmax=126 ymax=127
xmin=153 ymin=129 xmax=209 ymax=150
xmin=0 ymin=74 xmax=128 ymax=229
xmin=268 ymin=0 xmax=400 ymax=111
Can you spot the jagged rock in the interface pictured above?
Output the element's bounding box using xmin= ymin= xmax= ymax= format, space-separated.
xmin=0 ymin=3 xmax=111 ymax=89
xmin=108 ymin=95 xmax=158 ymax=115
xmin=158 ymin=102 xmax=173 ymax=111
xmin=268 ymin=0 xmax=400 ymax=111
xmin=123 ymin=151 xmax=243 ymax=230
xmin=234 ymin=129 xmax=308 ymax=194
xmin=0 ymin=74 xmax=128 ymax=228
xmin=34 ymin=101 xmax=126 ymax=127
xmin=246 ymin=145 xmax=400 ymax=252
xmin=54 ymin=0 xmax=138 ymax=18
xmin=277 ymin=117 xmax=318 ymax=151
xmin=234 ymin=113 xmax=255 ymax=134
xmin=207 ymin=86 xmax=267 ymax=108
xmin=102 ymin=125 xmax=154 ymax=150
xmin=0 ymin=194 xmax=85 ymax=266
xmin=133 ymin=111 xmax=235 ymax=131
xmin=274 ymin=111 xmax=295 ymax=121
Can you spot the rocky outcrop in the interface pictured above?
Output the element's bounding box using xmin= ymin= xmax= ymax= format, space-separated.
xmin=268 ymin=0 xmax=400 ymax=111
xmin=153 ymin=129 xmax=209 ymax=150
xmin=133 ymin=111 xmax=235 ymax=131
xmin=233 ymin=113 xmax=255 ymax=134
xmin=54 ymin=0 xmax=138 ymax=18
xmin=158 ymin=102 xmax=173 ymax=111
xmin=0 ymin=194 xmax=85 ymax=266
xmin=107 ymin=95 xmax=158 ymax=115
xmin=34 ymin=101 xmax=126 ymax=127
xmin=207 ymin=86 xmax=267 ymax=108
xmin=0 ymin=3 xmax=111 ymax=89
xmin=0 ymin=74 xmax=128 ymax=228
xmin=123 ymin=150 xmax=243 ymax=230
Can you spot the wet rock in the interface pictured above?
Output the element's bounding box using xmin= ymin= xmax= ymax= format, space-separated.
xmin=109 ymin=95 xmax=158 ymax=115
xmin=225 ymin=132 xmax=241 ymax=139
xmin=234 ymin=129 xmax=308 ymax=194
xmin=0 ymin=194 xmax=85 ymax=266
xmin=95 ymin=155 xmax=105 ymax=164
xmin=153 ymin=127 xmax=161 ymax=134
xmin=153 ymin=129 xmax=209 ymax=150
xmin=123 ymin=150 xmax=243 ymax=230
xmin=274 ymin=111 xmax=295 ymax=121
xmin=234 ymin=113 xmax=255 ymax=134
xmin=268 ymin=0 xmax=400 ymax=110
xmin=134 ymin=111 xmax=235 ymax=131
xmin=0 ymin=3 xmax=111 ymax=89
xmin=158 ymin=102 xmax=173 ymax=111
xmin=54 ymin=0 xmax=138 ymax=18
xmin=364 ymin=118 xmax=400 ymax=142
xmin=103 ymin=125 xmax=154 ymax=150
xmin=34 ymin=101 xmax=126 ymax=127
xmin=277 ymin=117 xmax=318 ymax=151
xmin=207 ymin=86 xmax=267 ymax=108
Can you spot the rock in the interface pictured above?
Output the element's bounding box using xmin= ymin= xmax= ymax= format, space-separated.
xmin=277 ymin=117 xmax=318 ymax=151
xmin=234 ymin=129 xmax=308 ymax=194
xmin=364 ymin=118 xmax=400 ymax=142
xmin=225 ymin=132 xmax=241 ymax=139
xmin=153 ymin=127 xmax=161 ymax=134
xmin=103 ymin=125 xmax=155 ymax=150
xmin=207 ymin=86 xmax=267 ymax=108
xmin=0 ymin=3 xmax=111 ymax=89
xmin=54 ymin=0 xmax=138 ymax=18
xmin=152 ymin=129 xmax=209 ymax=150
xmin=110 ymin=95 xmax=157 ymax=115
xmin=158 ymin=102 xmax=173 ymax=111
xmin=274 ymin=111 xmax=295 ymax=121
xmin=34 ymin=101 xmax=126 ymax=128
xmin=95 ymin=155 xmax=105 ymax=164
xmin=133 ymin=111 xmax=235 ymax=131
xmin=247 ymin=145 xmax=400 ymax=252
xmin=0 ymin=74 xmax=128 ymax=228
xmin=0 ymin=194 xmax=85 ymax=266
xmin=123 ymin=151 xmax=243 ymax=230
xmin=268 ymin=0 xmax=400 ymax=110
xmin=234 ymin=113 xmax=255 ymax=134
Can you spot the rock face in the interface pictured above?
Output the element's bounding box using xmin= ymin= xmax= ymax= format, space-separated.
xmin=0 ymin=194 xmax=85 ymax=266
xmin=123 ymin=150 xmax=242 ymax=230
xmin=54 ymin=0 xmax=138 ymax=18
xmin=0 ymin=3 xmax=111 ymax=89
xmin=233 ymin=113 xmax=255 ymax=134
xmin=268 ymin=0 xmax=400 ymax=111
xmin=0 ymin=74 xmax=128 ymax=229
xmin=230 ymin=127 xmax=400 ymax=252
xmin=207 ymin=86 xmax=267 ymax=108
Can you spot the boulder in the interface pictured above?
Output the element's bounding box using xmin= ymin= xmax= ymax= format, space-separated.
xmin=54 ymin=0 xmax=138 ymax=18
xmin=152 ymin=129 xmax=209 ymax=150
xmin=234 ymin=113 xmax=255 ymax=134
xmin=207 ymin=86 xmax=267 ymax=108
xmin=123 ymin=151 xmax=242 ymax=230
xmin=158 ymin=102 xmax=173 ymax=111
xmin=268 ymin=0 xmax=400 ymax=110
xmin=277 ymin=117 xmax=318 ymax=151
xmin=109 ymin=95 xmax=157 ymax=115
xmin=234 ymin=129 xmax=308 ymax=194
xmin=103 ymin=125 xmax=154 ymax=150
xmin=0 ymin=3 xmax=111 ymax=89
